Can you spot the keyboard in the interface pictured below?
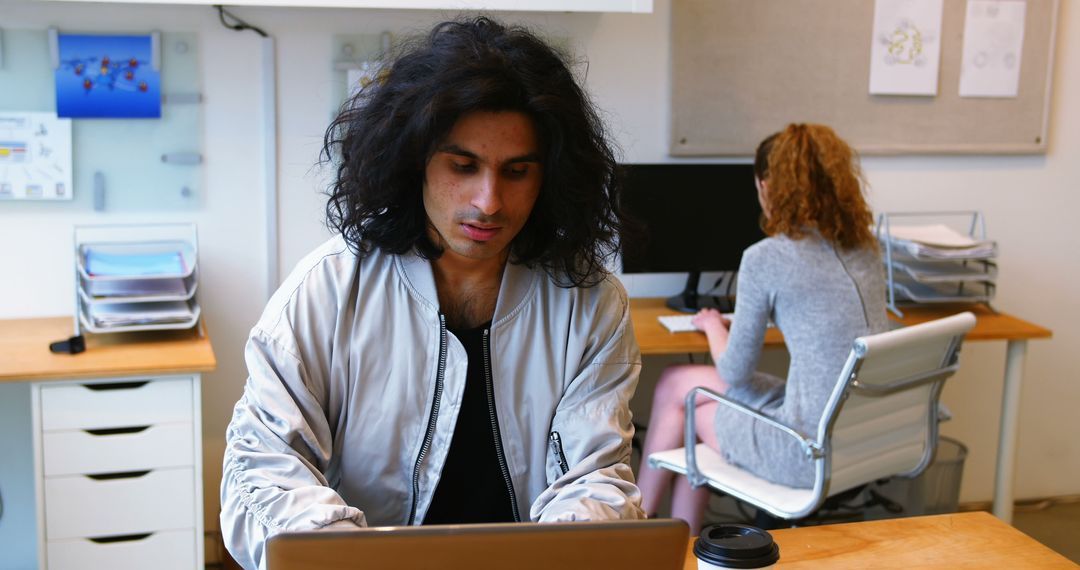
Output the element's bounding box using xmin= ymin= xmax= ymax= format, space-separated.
xmin=657 ymin=313 xmax=733 ymax=333
xmin=657 ymin=313 xmax=773 ymax=333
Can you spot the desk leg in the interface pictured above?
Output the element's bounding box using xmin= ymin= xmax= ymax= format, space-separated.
xmin=994 ymin=339 xmax=1027 ymax=524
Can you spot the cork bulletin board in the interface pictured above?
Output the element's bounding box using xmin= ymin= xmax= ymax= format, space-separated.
xmin=670 ymin=0 xmax=1060 ymax=156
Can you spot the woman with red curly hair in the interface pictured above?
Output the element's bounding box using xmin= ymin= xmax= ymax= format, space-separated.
xmin=637 ymin=124 xmax=888 ymax=532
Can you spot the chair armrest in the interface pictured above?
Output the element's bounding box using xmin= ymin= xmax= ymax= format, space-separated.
xmin=683 ymin=386 xmax=822 ymax=488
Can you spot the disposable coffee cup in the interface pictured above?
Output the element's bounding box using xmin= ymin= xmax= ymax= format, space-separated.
xmin=693 ymin=523 xmax=780 ymax=569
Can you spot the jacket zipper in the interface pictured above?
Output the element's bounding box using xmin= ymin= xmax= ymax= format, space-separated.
xmin=407 ymin=314 xmax=448 ymax=526
xmin=483 ymin=329 xmax=521 ymax=522
xmin=549 ymin=431 xmax=570 ymax=476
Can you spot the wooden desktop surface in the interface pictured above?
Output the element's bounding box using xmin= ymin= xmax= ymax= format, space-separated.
xmin=683 ymin=511 xmax=1076 ymax=568
xmin=0 ymin=316 xmax=217 ymax=382
xmin=632 ymin=298 xmax=1052 ymax=355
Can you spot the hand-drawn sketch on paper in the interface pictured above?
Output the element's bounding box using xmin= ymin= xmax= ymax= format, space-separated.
xmin=869 ymin=0 xmax=944 ymax=96
xmin=959 ymin=0 xmax=1026 ymax=98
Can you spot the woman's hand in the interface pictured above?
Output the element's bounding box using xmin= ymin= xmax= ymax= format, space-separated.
xmin=693 ymin=308 xmax=730 ymax=362
xmin=692 ymin=308 xmax=730 ymax=336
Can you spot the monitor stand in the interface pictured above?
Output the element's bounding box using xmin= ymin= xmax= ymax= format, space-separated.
xmin=665 ymin=271 xmax=735 ymax=314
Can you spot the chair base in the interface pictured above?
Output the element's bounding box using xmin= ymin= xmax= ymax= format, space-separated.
xmin=729 ymin=484 xmax=907 ymax=530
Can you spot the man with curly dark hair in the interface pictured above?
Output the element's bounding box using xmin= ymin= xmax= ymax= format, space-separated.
xmin=221 ymin=16 xmax=644 ymax=569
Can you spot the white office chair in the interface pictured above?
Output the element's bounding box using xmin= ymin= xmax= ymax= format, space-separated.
xmin=648 ymin=311 xmax=976 ymax=521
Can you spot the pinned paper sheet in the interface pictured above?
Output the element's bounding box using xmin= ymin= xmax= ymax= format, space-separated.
xmin=869 ymin=0 xmax=944 ymax=96
xmin=959 ymin=0 xmax=1026 ymax=98
xmin=0 ymin=112 xmax=73 ymax=200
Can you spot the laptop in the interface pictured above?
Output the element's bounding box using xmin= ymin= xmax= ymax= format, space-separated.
xmin=267 ymin=519 xmax=689 ymax=570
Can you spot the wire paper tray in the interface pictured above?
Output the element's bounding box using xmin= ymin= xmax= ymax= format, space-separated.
xmin=70 ymin=223 xmax=202 ymax=339
xmin=876 ymin=211 xmax=997 ymax=317
xmin=881 ymin=235 xmax=998 ymax=261
xmin=78 ymin=269 xmax=199 ymax=305
xmin=892 ymin=277 xmax=995 ymax=304
xmin=889 ymin=257 xmax=997 ymax=283
xmin=78 ymin=240 xmax=197 ymax=281
xmin=78 ymin=297 xmax=202 ymax=334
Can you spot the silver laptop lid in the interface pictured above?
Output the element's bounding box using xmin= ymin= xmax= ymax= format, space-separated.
xmin=267 ymin=519 xmax=689 ymax=570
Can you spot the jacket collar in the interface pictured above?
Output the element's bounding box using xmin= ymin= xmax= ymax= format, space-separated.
xmin=396 ymin=248 xmax=538 ymax=325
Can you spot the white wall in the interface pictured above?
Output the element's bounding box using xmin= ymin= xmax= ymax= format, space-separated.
xmin=0 ymin=0 xmax=1076 ymax=554
xmin=276 ymin=0 xmax=1080 ymax=503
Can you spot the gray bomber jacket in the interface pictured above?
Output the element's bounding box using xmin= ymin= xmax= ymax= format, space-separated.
xmin=220 ymin=236 xmax=644 ymax=570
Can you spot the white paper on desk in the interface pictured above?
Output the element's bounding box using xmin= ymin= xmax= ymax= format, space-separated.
xmin=868 ymin=0 xmax=944 ymax=96
xmin=959 ymin=0 xmax=1026 ymax=98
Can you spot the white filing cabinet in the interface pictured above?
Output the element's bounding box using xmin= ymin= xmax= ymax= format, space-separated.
xmin=31 ymin=375 xmax=204 ymax=570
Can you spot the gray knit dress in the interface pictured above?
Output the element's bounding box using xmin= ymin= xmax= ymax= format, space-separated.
xmin=714 ymin=232 xmax=888 ymax=488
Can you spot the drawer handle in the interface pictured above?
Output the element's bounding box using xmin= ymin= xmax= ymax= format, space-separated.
xmin=88 ymin=533 xmax=153 ymax=544
xmin=87 ymin=470 xmax=151 ymax=481
xmin=83 ymin=381 xmax=150 ymax=391
xmin=84 ymin=426 xmax=151 ymax=436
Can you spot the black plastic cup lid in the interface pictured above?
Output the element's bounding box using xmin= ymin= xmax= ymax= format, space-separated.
xmin=694 ymin=524 xmax=780 ymax=568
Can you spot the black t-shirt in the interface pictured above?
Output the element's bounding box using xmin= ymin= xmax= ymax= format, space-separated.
xmin=423 ymin=322 xmax=515 ymax=524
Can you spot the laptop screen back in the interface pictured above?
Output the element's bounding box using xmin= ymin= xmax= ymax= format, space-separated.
xmin=267 ymin=519 xmax=689 ymax=570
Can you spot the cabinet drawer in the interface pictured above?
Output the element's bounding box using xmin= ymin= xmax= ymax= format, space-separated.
xmin=45 ymin=468 xmax=196 ymax=540
xmin=47 ymin=529 xmax=196 ymax=570
xmin=40 ymin=377 xmax=192 ymax=431
xmin=43 ymin=423 xmax=194 ymax=476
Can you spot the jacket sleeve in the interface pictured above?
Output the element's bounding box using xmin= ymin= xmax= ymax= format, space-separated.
xmin=529 ymin=279 xmax=646 ymax=522
xmin=220 ymin=327 xmax=366 ymax=570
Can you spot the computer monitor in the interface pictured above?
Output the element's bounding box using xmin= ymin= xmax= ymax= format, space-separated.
xmin=619 ymin=163 xmax=766 ymax=313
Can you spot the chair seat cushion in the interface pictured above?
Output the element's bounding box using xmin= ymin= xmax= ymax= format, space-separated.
xmin=648 ymin=444 xmax=817 ymax=518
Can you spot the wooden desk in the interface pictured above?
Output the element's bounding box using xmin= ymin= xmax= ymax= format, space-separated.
xmin=0 ymin=317 xmax=216 ymax=570
xmin=631 ymin=298 xmax=1052 ymax=523
xmin=682 ymin=512 xmax=1076 ymax=568
xmin=0 ymin=316 xmax=217 ymax=382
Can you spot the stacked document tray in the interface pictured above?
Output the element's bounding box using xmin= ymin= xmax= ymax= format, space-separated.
xmin=74 ymin=225 xmax=201 ymax=334
xmin=877 ymin=213 xmax=997 ymax=317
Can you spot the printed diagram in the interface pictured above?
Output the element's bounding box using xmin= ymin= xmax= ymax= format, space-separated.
xmin=880 ymin=19 xmax=936 ymax=66
xmin=0 ymin=113 xmax=74 ymax=201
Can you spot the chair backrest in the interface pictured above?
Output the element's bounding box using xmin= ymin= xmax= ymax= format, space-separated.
xmin=814 ymin=312 xmax=976 ymax=499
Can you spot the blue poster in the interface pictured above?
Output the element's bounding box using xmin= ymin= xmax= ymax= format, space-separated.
xmin=55 ymin=34 xmax=161 ymax=119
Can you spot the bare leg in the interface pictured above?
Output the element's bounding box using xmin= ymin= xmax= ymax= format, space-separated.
xmin=638 ymin=364 xmax=728 ymax=519
xmin=670 ymin=399 xmax=721 ymax=533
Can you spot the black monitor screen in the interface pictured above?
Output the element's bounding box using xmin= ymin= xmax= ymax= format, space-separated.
xmin=619 ymin=163 xmax=766 ymax=275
